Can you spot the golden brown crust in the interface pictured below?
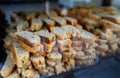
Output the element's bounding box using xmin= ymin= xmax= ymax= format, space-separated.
xmin=17 ymin=35 xmax=34 ymax=47
xmin=19 ymin=40 xmax=40 ymax=53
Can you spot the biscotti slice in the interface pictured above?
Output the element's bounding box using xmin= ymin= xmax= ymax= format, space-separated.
xmin=30 ymin=56 xmax=46 ymax=72
xmin=99 ymin=19 xmax=120 ymax=31
xmin=79 ymin=28 xmax=97 ymax=43
xmin=7 ymin=70 xmax=20 ymax=78
xmin=35 ymin=30 xmax=56 ymax=44
xmin=16 ymin=20 xmax=29 ymax=32
xmin=43 ymin=41 xmax=56 ymax=52
xmin=47 ymin=52 xmax=62 ymax=62
xmin=65 ymin=17 xmax=77 ymax=26
xmin=38 ymin=14 xmax=55 ymax=28
xmin=62 ymin=25 xmax=80 ymax=38
xmin=49 ymin=16 xmax=66 ymax=26
xmin=57 ymin=39 xmax=72 ymax=52
xmin=30 ymin=18 xmax=43 ymax=31
xmin=16 ymin=31 xmax=41 ymax=53
xmin=44 ymin=19 xmax=56 ymax=28
xmin=101 ymin=15 xmax=120 ymax=24
xmin=81 ymin=18 xmax=98 ymax=26
xmin=50 ymin=27 xmax=67 ymax=40
xmin=12 ymin=40 xmax=31 ymax=69
xmin=0 ymin=55 xmax=15 ymax=78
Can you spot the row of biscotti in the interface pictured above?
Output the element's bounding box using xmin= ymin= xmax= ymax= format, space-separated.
xmin=65 ymin=6 xmax=120 ymax=57
xmin=1 ymin=24 xmax=97 ymax=77
xmin=10 ymin=10 xmax=77 ymax=32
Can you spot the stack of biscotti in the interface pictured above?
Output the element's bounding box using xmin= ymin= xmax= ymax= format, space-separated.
xmin=1 ymin=38 xmax=40 ymax=78
xmin=60 ymin=25 xmax=79 ymax=70
xmin=34 ymin=30 xmax=56 ymax=53
xmin=67 ymin=6 xmax=120 ymax=57
xmin=38 ymin=13 xmax=55 ymax=29
xmin=50 ymin=26 xmax=74 ymax=72
xmin=74 ymin=27 xmax=97 ymax=66
xmin=12 ymin=40 xmax=32 ymax=75
xmin=1 ymin=9 xmax=98 ymax=77
xmin=46 ymin=52 xmax=63 ymax=75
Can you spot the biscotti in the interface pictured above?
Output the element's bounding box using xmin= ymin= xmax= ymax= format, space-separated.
xmin=57 ymin=39 xmax=72 ymax=52
xmin=0 ymin=55 xmax=15 ymax=78
xmin=47 ymin=52 xmax=62 ymax=62
xmin=50 ymin=27 xmax=68 ymax=40
xmin=16 ymin=31 xmax=41 ymax=53
xmin=17 ymin=21 xmax=28 ymax=32
xmin=35 ymin=30 xmax=56 ymax=44
xmin=79 ymin=28 xmax=97 ymax=43
xmin=12 ymin=40 xmax=31 ymax=69
xmin=62 ymin=25 xmax=80 ymax=38
xmin=30 ymin=18 xmax=43 ymax=31
xmin=30 ymin=55 xmax=46 ymax=73
xmin=49 ymin=16 xmax=66 ymax=26
xmin=38 ymin=14 xmax=55 ymax=28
